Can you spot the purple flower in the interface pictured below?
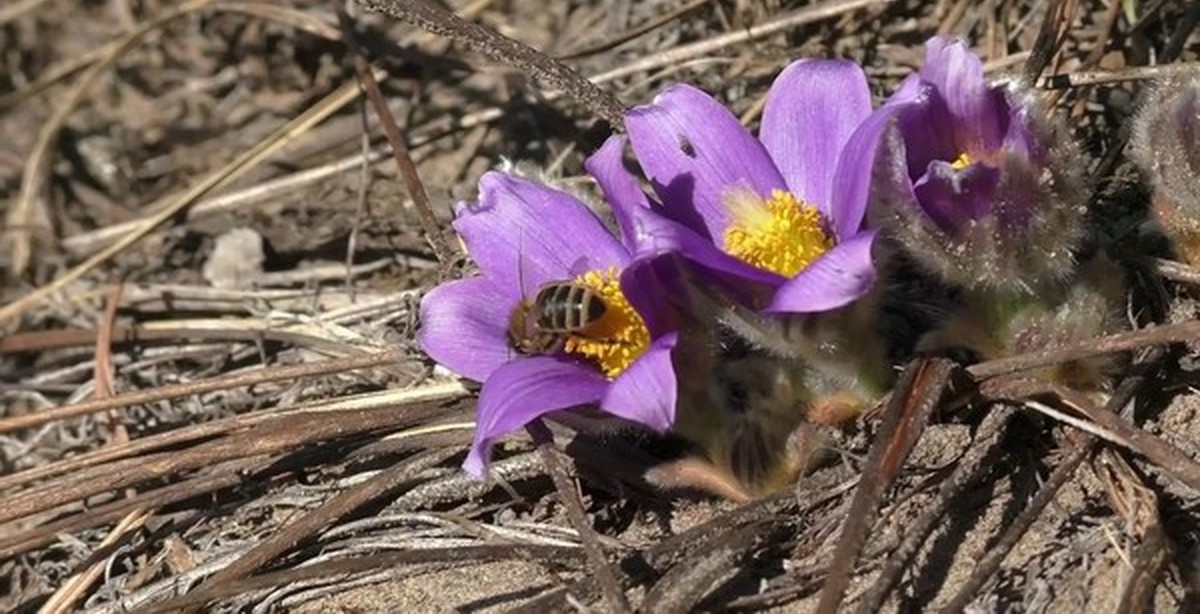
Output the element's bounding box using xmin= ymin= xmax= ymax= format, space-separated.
xmin=623 ymin=60 xmax=879 ymax=314
xmin=860 ymin=36 xmax=1087 ymax=290
xmin=419 ymin=167 xmax=679 ymax=476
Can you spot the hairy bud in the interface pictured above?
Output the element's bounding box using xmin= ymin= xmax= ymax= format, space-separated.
xmin=1131 ymin=77 xmax=1200 ymax=266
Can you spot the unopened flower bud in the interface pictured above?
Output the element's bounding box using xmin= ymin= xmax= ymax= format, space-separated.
xmin=863 ymin=37 xmax=1089 ymax=293
xmin=1131 ymin=77 xmax=1200 ymax=266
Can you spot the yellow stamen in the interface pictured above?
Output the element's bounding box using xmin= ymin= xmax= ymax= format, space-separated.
xmin=950 ymin=152 xmax=972 ymax=170
xmin=722 ymin=189 xmax=834 ymax=278
xmin=563 ymin=267 xmax=651 ymax=379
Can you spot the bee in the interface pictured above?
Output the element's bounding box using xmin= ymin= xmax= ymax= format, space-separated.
xmin=507 ymin=281 xmax=611 ymax=355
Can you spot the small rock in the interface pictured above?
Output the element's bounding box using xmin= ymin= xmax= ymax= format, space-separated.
xmin=203 ymin=227 xmax=264 ymax=288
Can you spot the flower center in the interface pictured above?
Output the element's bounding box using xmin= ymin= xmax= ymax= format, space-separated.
xmin=950 ymin=152 xmax=972 ymax=170
xmin=563 ymin=267 xmax=651 ymax=379
xmin=721 ymin=189 xmax=834 ymax=278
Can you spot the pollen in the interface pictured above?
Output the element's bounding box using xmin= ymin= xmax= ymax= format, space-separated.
xmin=563 ymin=267 xmax=651 ymax=379
xmin=722 ymin=189 xmax=834 ymax=278
xmin=950 ymin=152 xmax=972 ymax=170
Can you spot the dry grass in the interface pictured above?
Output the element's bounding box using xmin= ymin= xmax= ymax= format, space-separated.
xmin=2 ymin=0 xmax=1199 ymax=611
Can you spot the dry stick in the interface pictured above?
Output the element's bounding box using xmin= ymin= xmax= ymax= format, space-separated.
xmin=0 ymin=384 xmax=464 ymax=496
xmin=1095 ymin=448 xmax=1173 ymax=613
xmin=0 ymin=350 xmax=405 ymax=434
xmin=4 ymin=0 xmax=214 ymax=279
xmin=0 ymin=457 xmax=267 ymax=560
xmin=1153 ymin=258 xmax=1200 ymax=286
xmin=535 ymin=435 xmax=632 ymax=614
xmin=815 ymin=358 xmax=957 ymax=614
xmin=1039 ymin=62 xmax=1200 ymax=89
xmin=0 ymin=44 xmax=368 ymax=328
xmin=171 ymin=448 xmax=456 ymax=614
xmin=337 ymin=7 xmax=455 ymax=268
xmin=57 ymin=0 xmax=887 ymax=258
xmin=1021 ymin=0 xmax=1077 ymax=85
xmin=558 ymin=0 xmax=713 ymax=59
xmin=853 ymin=406 xmax=1017 ymax=614
xmin=1090 ymin=4 xmax=1198 ymax=181
xmin=357 ymin=0 xmax=626 ymax=128
xmin=38 ymin=284 xmax=140 ymax=614
xmin=0 ymin=402 xmax=450 ymax=555
xmin=0 ymin=318 xmax=382 ymax=355
xmin=938 ymin=437 xmax=1093 ymax=614
xmin=987 ymin=378 xmax=1200 ymax=493
xmin=139 ymin=545 xmax=586 ymax=611
xmin=937 ymin=373 xmax=1148 ymax=614
xmin=588 ymin=0 xmax=893 ymax=85
xmin=966 ymin=320 xmax=1200 ymax=379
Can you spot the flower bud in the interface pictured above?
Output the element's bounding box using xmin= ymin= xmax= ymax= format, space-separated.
xmin=863 ymin=37 xmax=1089 ymax=293
xmin=1131 ymin=77 xmax=1200 ymax=266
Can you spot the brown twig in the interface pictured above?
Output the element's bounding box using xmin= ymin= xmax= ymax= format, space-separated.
xmin=139 ymin=545 xmax=588 ymax=611
xmin=937 ymin=371 xmax=1149 ymax=613
xmin=533 ymin=431 xmax=632 ymax=614
xmin=1095 ymin=448 xmax=1173 ymax=612
xmin=336 ymin=5 xmax=456 ymax=269
xmin=357 ymin=0 xmax=626 ymax=127
xmin=854 ymin=406 xmax=1017 ymax=613
xmin=174 ymin=448 xmax=456 ymax=613
xmin=984 ymin=378 xmax=1200 ymax=493
xmin=816 ymin=358 xmax=956 ymax=614
xmin=1021 ymin=0 xmax=1077 ymax=85
xmin=558 ymin=0 xmax=713 ymax=59
xmin=0 ymin=350 xmax=406 ymax=434
xmin=967 ymin=320 xmax=1200 ymax=380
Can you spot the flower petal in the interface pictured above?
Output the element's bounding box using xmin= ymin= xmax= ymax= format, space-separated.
xmin=911 ymin=160 xmax=1001 ymax=232
xmin=761 ymin=59 xmax=872 ymax=218
xmin=601 ymin=332 xmax=678 ymax=431
xmin=626 ymin=84 xmax=787 ymax=240
xmin=896 ymin=87 xmax=959 ymax=181
xmin=764 ymin=231 xmax=878 ymax=313
xmin=463 ymin=357 xmax=607 ymax=476
xmin=455 ymin=172 xmax=630 ymax=294
xmin=833 ymin=100 xmax=916 ymax=240
xmin=585 ymin=135 xmax=652 ymax=254
xmin=418 ymin=277 xmax=515 ymax=382
xmin=920 ymin=36 xmax=1005 ymax=153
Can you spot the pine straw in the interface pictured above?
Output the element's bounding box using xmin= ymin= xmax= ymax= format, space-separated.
xmin=1 ymin=0 xmax=1199 ymax=611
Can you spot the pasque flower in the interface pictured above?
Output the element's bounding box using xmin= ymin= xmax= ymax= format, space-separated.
xmin=860 ymin=36 xmax=1087 ymax=292
xmin=419 ymin=162 xmax=681 ymax=476
xmin=1131 ymin=76 xmax=1200 ymax=266
xmin=622 ymin=59 xmax=880 ymax=314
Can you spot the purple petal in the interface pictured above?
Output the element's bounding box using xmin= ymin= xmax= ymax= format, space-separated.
xmin=585 ymin=135 xmax=650 ymax=254
xmin=619 ymin=257 xmax=677 ymax=337
xmin=764 ymin=231 xmax=878 ymax=313
xmin=418 ymin=277 xmax=514 ymax=382
xmin=464 ymin=357 xmax=607 ymax=476
xmin=921 ymin=36 xmax=1005 ymax=153
xmin=911 ymin=160 xmax=1001 ymax=232
xmin=761 ymin=60 xmax=872 ymax=219
xmin=1000 ymin=95 xmax=1040 ymax=164
xmin=601 ymin=333 xmax=678 ymax=431
xmin=455 ymin=172 xmax=630 ymax=295
xmin=833 ymin=101 xmax=916 ymax=240
xmin=622 ymin=204 xmax=783 ymax=284
xmin=626 ymin=84 xmax=787 ymax=240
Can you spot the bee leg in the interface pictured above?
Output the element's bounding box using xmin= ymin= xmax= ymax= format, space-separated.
xmin=643 ymin=457 xmax=753 ymax=503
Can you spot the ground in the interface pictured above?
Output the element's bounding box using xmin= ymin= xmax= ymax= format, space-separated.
xmin=1 ymin=0 xmax=1199 ymax=612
